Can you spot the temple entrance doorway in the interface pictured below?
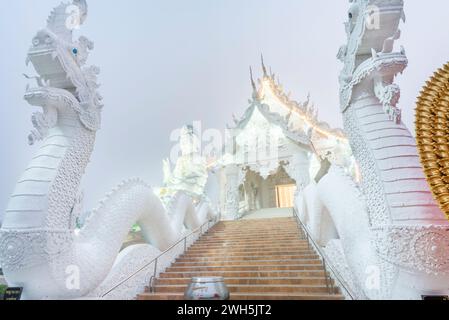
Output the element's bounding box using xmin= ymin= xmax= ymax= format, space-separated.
xmin=275 ymin=184 xmax=296 ymax=208
xmin=239 ymin=166 xmax=297 ymax=214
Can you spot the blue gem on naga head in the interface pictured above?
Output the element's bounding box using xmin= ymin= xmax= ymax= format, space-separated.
xmin=72 ymin=48 xmax=78 ymax=55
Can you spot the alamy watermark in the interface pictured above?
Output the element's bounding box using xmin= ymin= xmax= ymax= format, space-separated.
xmin=365 ymin=265 xmax=381 ymax=291
xmin=365 ymin=5 xmax=381 ymax=30
xmin=65 ymin=265 xmax=80 ymax=290
xmin=65 ymin=4 xmax=82 ymax=30
xmin=168 ymin=121 xmax=282 ymax=167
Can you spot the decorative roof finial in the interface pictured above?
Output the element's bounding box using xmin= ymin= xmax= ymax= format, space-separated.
xmin=250 ymin=66 xmax=257 ymax=92
xmin=305 ymin=92 xmax=311 ymax=107
xmin=261 ymin=54 xmax=268 ymax=77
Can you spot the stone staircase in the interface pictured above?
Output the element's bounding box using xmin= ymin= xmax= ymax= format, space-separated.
xmin=138 ymin=217 xmax=344 ymax=300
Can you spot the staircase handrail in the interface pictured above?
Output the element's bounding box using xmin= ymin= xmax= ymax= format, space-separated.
xmin=100 ymin=215 xmax=220 ymax=298
xmin=293 ymin=208 xmax=357 ymax=300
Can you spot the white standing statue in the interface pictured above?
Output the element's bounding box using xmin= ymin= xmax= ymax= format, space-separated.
xmin=298 ymin=0 xmax=449 ymax=299
xmin=161 ymin=125 xmax=217 ymax=229
xmin=0 ymin=0 xmax=216 ymax=300
xmin=163 ymin=125 xmax=209 ymax=198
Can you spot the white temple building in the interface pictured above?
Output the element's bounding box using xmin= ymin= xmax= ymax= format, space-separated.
xmin=218 ymin=60 xmax=354 ymax=219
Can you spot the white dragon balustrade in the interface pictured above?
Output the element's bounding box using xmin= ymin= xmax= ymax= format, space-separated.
xmin=298 ymin=0 xmax=449 ymax=299
xmin=0 ymin=0 xmax=217 ymax=300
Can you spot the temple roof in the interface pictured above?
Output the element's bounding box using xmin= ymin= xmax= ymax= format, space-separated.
xmin=229 ymin=57 xmax=348 ymax=147
xmin=231 ymin=99 xmax=311 ymax=149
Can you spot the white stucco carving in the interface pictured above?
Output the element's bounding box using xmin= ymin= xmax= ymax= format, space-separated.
xmin=219 ymin=61 xmax=353 ymax=217
xmin=0 ymin=0 xmax=217 ymax=300
xmin=299 ymin=0 xmax=449 ymax=300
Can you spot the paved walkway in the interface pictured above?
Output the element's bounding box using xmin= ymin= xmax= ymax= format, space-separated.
xmin=241 ymin=208 xmax=294 ymax=220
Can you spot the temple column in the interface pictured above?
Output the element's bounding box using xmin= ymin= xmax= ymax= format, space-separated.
xmin=223 ymin=164 xmax=240 ymax=220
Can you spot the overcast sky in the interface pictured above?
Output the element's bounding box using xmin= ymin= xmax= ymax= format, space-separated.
xmin=1 ymin=0 xmax=448 ymax=219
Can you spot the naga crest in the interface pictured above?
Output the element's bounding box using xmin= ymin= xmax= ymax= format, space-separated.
xmin=25 ymin=0 xmax=103 ymax=144
xmin=338 ymin=0 xmax=407 ymax=123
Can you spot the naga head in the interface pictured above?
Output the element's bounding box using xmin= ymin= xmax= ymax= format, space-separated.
xmin=338 ymin=0 xmax=407 ymax=122
xmin=25 ymin=0 xmax=102 ymax=144
xmin=342 ymin=0 xmax=406 ymax=59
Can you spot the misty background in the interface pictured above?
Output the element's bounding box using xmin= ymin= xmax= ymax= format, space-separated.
xmin=1 ymin=0 xmax=448 ymax=221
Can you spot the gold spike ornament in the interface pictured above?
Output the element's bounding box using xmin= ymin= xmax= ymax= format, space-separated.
xmin=416 ymin=62 xmax=449 ymax=219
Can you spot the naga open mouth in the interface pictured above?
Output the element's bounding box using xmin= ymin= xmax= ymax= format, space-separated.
xmin=25 ymin=30 xmax=80 ymax=94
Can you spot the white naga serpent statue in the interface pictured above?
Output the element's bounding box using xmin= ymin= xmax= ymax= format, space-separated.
xmin=0 ymin=0 xmax=216 ymax=299
xmin=298 ymin=0 xmax=449 ymax=299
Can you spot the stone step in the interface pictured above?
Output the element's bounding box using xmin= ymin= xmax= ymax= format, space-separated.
xmin=195 ymin=238 xmax=304 ymax=244
xmin=166 ymin=264 xmax=325 ymax=272
xmin=191 ymin=243 xmax=308 ymax=249
xmin=199 ymin=234 xmax=307 ymax=242
xmin=198 ymin=235 xmax=302 ymax=241
xmin=171 ymin=259 xmax=322 ymax=267
xmin=208 ymin=231 xmax=300 ymax=235
xmin=180 ymin=250 xmax=315 ymax=258
xmin=184 ymin=246 xmax=313 ymax=253
xmin=155 ymin=277 xmax=332 ymax=286
xmin=219 ymin=219 xmax=295 ymax=224
xmin=176 ymin=254 xmax=319 ymax=262
xmin=159 ymin=270 xmax=329 ymax=279
xmin=153 ymin=284 xmax=335 ymax=294
xmin=219 ymin=219 xmax=295 ymax=225
xmin=216 ymin=228 xmax=298 ymax=230
xmin=189 ymin=240 xmax=309 ymax=250
xmin=203 ymin=231 xmax=300 ymax=237
xmin=210 ymin=229 xmax=299 ymax=234
xmin=214 ymin=227 xmax=297 ymax=231
xmin=138 ymin=292 xmax=344 ymax=300
xmin=185 ymin=247 xmax=313 ymax=256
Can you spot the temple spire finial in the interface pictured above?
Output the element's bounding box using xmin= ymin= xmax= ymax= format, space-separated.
xmin=261 ymin=54 xmax=268 ymax=77
xmin=250 ymin=66 xmax=257 ymax=92
xmin=305 ymin=92 xmax=311 ymax=106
